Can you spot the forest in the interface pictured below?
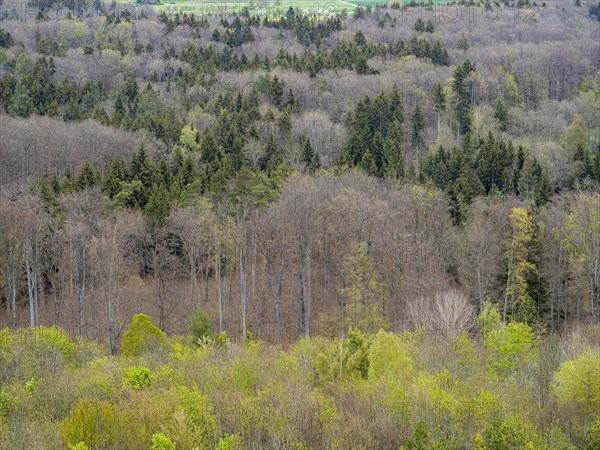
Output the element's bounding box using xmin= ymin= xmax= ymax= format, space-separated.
xmin=0 ymin=0 xmax=599 ymax=448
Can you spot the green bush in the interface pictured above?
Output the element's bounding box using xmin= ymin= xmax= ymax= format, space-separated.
xmin=61 ymin=399 xmax=123 ymax=449
xmin=215 ymin=433 xmax=243 ymax=450
xmin=0 ymin=328 xmax=17 ymax=384
xmin=368 ymin=329 xmax=413 ymax=381
xmin=552 ymin=348 xmax=600 ymax=414
xmin=150 ymin=433 xmax=176 ymax=450
xmin=68 ymin=443 xmax=90 ymax=450
xmin=121 ymin=314 xmax=168 ymax=357
xmin=0 ymin=389 xmax=14 ymax=417
xmin=190 ymin=308 xmax=213 ymax=343
xmin=122 ymin=366 xmax=153 ymax=390
xmin=484 ymin=322 xmax=538 ymax=375
xmin=177 ymin=386 xmax=218 ymax=447
xmin=15 ymin=326 xmax=78 ymax=379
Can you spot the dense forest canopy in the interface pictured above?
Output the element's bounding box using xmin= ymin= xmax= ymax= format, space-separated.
xmin=0 ymin=0 xmax=599 ymax=448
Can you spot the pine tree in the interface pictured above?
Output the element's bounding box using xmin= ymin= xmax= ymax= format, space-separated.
xmin=432 ymin=83 xmax=446 ymax=139
xmin=593 ymin=143 xmax=600 ymax=183
xmin=494 ymin=99 xmax=509 ymax=132
xmin=7 ymin=81 xmax=33 ymax=118
xmin=355 ymin=54 xmax=371 ymax=75
xmin=383 ymin=127 xmax=404 ymax=179
xmin=145 ymin=184 xmax=171 ymax=230
xmin=113 ymin=93 xmax=126 ymax=125
xmin=360 ymin=150 xmax=377 ymax=176
xmin=451 ymin=59 xmax=475 ymax=136
xmin=76 ymin=162 xmax=97 ymax=190
xmin=371 ymin=131 xmax=385 ymax=177
xmin=411 ymin=103 xmax=426 ymax=152
xmin=302 ymin=138 xmax=321 ymax=172
xmin=61 ymin=166 xmax=74 ymax=193
xmin=277 ymin=109 xmax=292 ymax=135
xmin=457 ymin=34 xmax=470 ymax=52
xmin=260 ymin=134 xmax=283 ymax=174
xmin=269 ymin=75 xmax=284 ymax=109
xmin=353 ymin=30 xmax=367 ymax=47
xmin=414 ymin=18 xmax=425 ymax=33
xmin=504 ymin=207 xmax=539 ymax=323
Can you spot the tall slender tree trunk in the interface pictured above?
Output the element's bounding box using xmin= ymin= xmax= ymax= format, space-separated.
xmin=301 ymin=249 xmax=311 ymax=337
xmin=190 ymin=255 xmax=199 ymax=309
xmin=239 ymin=239 xmax=247 ymax=339
xmin=576 ymin=265 xmax=582 ymax=322
xmin=91 ymin=278 xmax=97 ymax=340
xmin=27 ymin=260 xmax=35 ymax=327
xmin=215 ymin=247 xmax=224 ymax=333
xmin=10 ymin=279 xmax=17 ymax=329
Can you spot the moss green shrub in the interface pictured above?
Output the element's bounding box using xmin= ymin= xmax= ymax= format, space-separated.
xmin=368 ymin=329 xmax=413 ymax=381
xmin=61 ymin=399 xmax=123 ymax=449
xmin=122 ymin=366 xmax=153 ymax=390
xmin=484 ymin=322 xmax=538 ymax=374
xmin=177 ymin=386 xmax=218 ymax=447
xmin=190 ymin=308 xmax=213 ymax=343
xmin=552 ymin=348 xmax=600 ymax=414
xmin=150 ymin=433 xmax=176 ymax=450
xmin=121 ymin=314 xmax=167 ymax=357
xmin=215 ymin=434 xmax=243 ymax=450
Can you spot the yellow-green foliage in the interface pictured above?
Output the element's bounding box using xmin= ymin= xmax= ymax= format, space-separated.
xmin=0 ymin=328 xmax=16 ymax=383
xmin=552 ymin=348 xmax=600 ymax=414
xmin=121 ymin=314 xmax=167 ymax=357
xmin=177 ymin=386 xmax=218 ymax=447
xmin=368 ymin=330 xmax=413 ymax=381
xmin=484 ymin=322 xmax=538 ymax=374
xmin=0 ymin=389 xmax=14 ymax=418
xmin=150 ymin=433 xmax=176 ymax=450
xmin=215 ymin=434 xmax=243 ymax=450
xmin=122 ymin=365 xmax=153 ymax=390
xmin=340 ymin=242 xmax=390 ymax=333
xmin=67 ymin=443 xmax=89 ymax=450
xmin=483 ymin=414 xmax=544 ymax=449
xmin=1 ymin=323 xmax=598 ymax=449
xmin=8 ymin=326 xmax=79 ymax=380
xmin=60 ymin=399 xmax=123 ymax=449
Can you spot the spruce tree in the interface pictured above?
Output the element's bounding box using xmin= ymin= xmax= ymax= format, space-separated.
xmin=411 ymin=103 xmax=426 ymax=151
xmin=302 ymin=138 xmax=321 ymax=172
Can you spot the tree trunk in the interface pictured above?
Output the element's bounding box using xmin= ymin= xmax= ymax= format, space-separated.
xmin=190 ymin=255 xmax=199 ymax=309
xmin=27 ymin=260 xmax=35 ymax=327
xmin=10 ymin=278 xmax=17 ymax=329
xmin=301 ymin=249 xmax=311 ymax=337
xmin=215 ymin=247 xmax=224 ymax=333
xmin=239 ymin=241 xmax=247 ymax=339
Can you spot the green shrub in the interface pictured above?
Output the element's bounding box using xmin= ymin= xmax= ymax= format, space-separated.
xmin=368 ymin=330 xmax=413 ymax=381
xmin=552 ymin=348 xmax=600 ymax=415
xmin=343 ymin=327 xmax=371 ymax=379
xmin=0 ymin=389 xmax=14 ymax=417
xmin=177 ymin=386 xmax=218 ymax=446
xmin=190 ymin=308 xmax=213 ymax=343
xmin=215 ymin=433 xmax=243 ymax=450
xmin=122 ymin=366 xmax=153 ymax=390
xmin=484 ymin=322 xmax=538 ymax=374
xmin=150 ymin=433 xmax=176 ymax=450
xmin=0 ymin=328 xmax=17 ymax=384
xmin=121 ymin=314 xmax=167 ymax=357
xmin=61 ymin=399 xmax=123 ymax=449
xmin=13 ymin=326 xmax=78 ymax=380
xmin=68 ymin=443 xmax=90 ymax=450
xmin=483 ymin=415 xmax=543 ymax=449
